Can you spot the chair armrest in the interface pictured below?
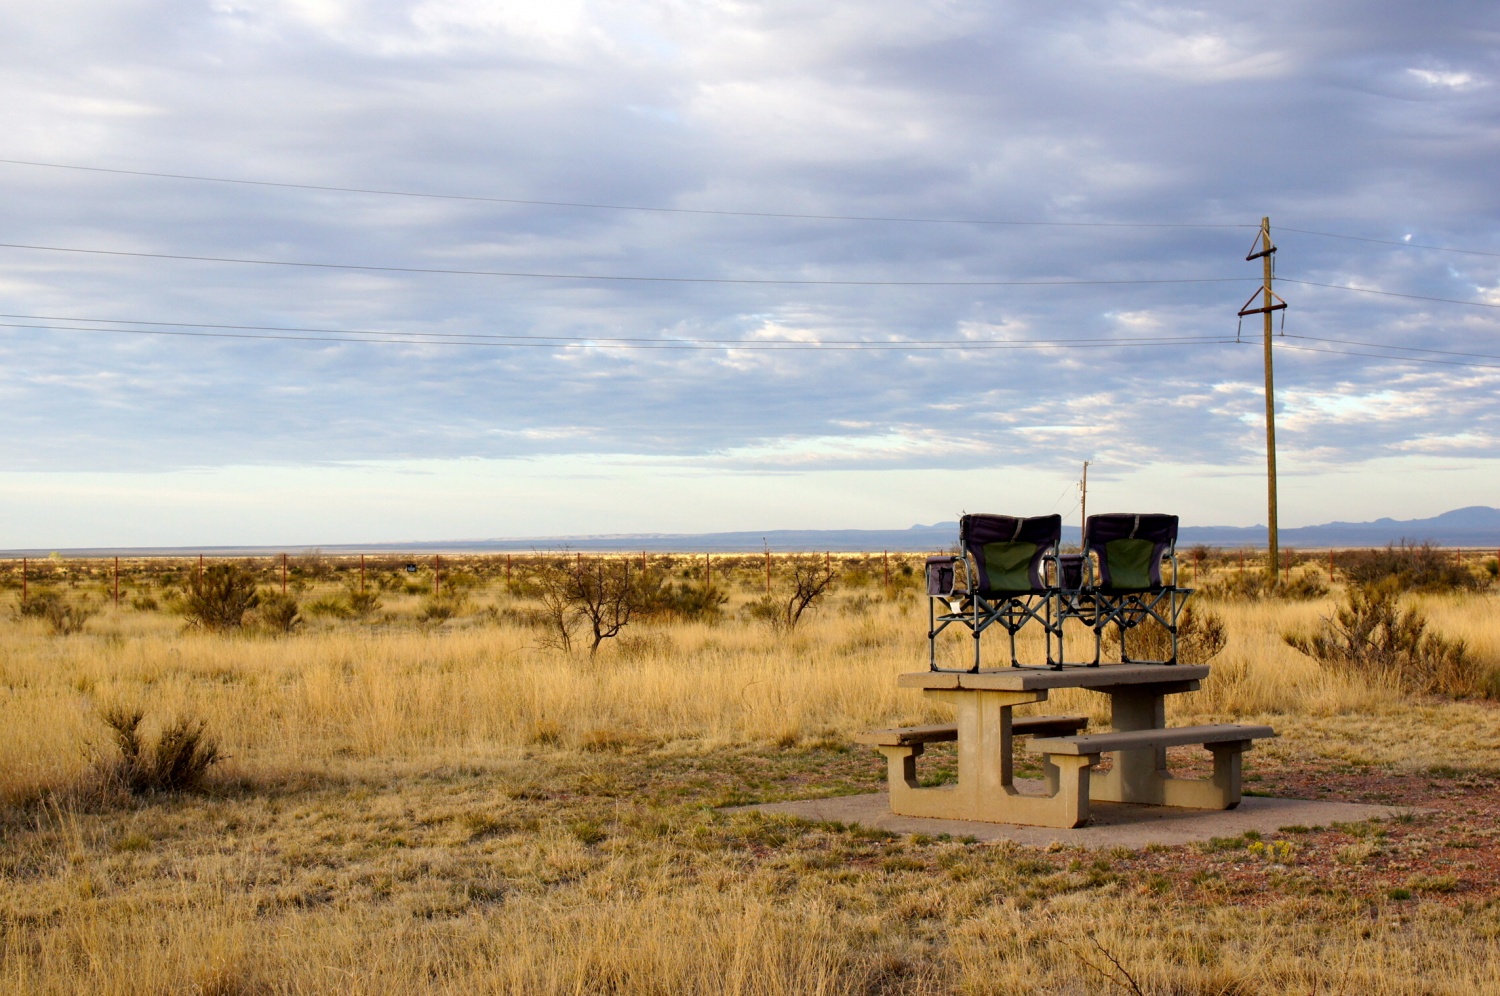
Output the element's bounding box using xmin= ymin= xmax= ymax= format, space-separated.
xmin=925 ymin=556 xmax=959 ymax=595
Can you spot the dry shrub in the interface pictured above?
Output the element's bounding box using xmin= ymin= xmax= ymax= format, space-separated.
xmin=1201 ymin=569 xmax=1328 ymax=602
xmin=419 ymin=594 xmax=467 ymax=623
xmin=1339 ymin=541 xmax=1486 ymax=592
xmin=1284 ymin=579 xmax=1488 ymax=698
xmin=17 ymin=590 xmax=98 ymax=634
xmin=183 ymin=564 xmax=260 ymax=631
xmin=97 ymin=707 xmax=223 ymax=794
xmin=614 ymin=631 xmax=675 ymax=661
xmin=1104 ymin=604 xmax=1228 ymax=664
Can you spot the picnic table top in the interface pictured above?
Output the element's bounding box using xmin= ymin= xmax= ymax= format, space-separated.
xmin=898 ymin=664 xmax=1210 ymax=692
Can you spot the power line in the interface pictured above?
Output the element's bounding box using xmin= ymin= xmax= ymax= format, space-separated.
xmin=0 ymin=157 xmax=1252 ymax=230
xmin=11 ymin=160 xmax=1500 ymax=260
xmin=0 ymin=240 xmax=1249 ymax=288
xmin=1279 ymin=227 xmax=1500 ymax=258
xmin=0 ymin=318 xmax=1239 ymax=351
xmin=10 ymin=159 xmax=1500 ymax=258
xmin=1280 ymin=277 xmax=1500 ymax=310
xmin=0 ymin=312 xmax=1235 ymax=348
xmin=1274 ymin=341 xmax=1500 ymax=371
xmin=1285 ymin=334 xmax=1500 ymax=362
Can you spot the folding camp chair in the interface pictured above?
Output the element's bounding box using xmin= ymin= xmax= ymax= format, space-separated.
xmin=926 ymin=513 xmax=1063 ymax=671
xmin=1076 ymin=512 xmax=1192 ymax=666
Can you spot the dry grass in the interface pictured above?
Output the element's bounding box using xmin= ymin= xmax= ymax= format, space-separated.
xmin=2 ymin=558 xmax=1499 ymax=993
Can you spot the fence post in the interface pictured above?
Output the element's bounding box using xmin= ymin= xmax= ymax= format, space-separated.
xmin=114 ymin=556 xmax=119 ymax=608
xmin=706 ymin=553 xmax=712 ymax=587
xmin=281 ymin=553 xmax=288 ymax=595
xmin=883 ymin=550 xmax=890 ymax=589
xmin=22 ymin=556 xmax=27 ymax=605
xmin=360 ymin=553 xmax=366 ymax=593
xmin=434 ymin=554 xmax=441 ymax=597
xmin=506 ymin=554 xmax=512 ymax=583
xmin=765 ymin=549 xmax=771 ymax=594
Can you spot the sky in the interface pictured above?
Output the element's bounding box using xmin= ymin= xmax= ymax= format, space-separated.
xmin=1 ymin=0 xmax=1497 ymax=548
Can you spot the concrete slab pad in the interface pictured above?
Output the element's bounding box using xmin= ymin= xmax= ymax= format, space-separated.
xmin=733 ymin=787 xmax=1422 ymax=849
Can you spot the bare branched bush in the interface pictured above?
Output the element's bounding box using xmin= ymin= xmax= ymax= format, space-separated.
xmin=529 ymin=556 xmax=659 ymax=655
xmin=1104 ymin=604 xmax=1228 ymax=664
xmin=96 ymin=707 xmax=222 ymax=794
xmin=1338 ymin=541 xmax=1485 ymax=592
xmin=747 ymin=557 xmax=837 ymax=632
xmin=1284 ymin=579 xmax=1487 ymax=697
xmin=182 ymin=564 xmax=260 ymax=631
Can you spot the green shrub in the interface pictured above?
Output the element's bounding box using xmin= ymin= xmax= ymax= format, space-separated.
xmin=304 ymin=594 xmax=351 ymax=619
xmin=256 ymin=590 xmax=302 ymax=634
xmin=1284 ymin=579 xmax=1486 ymax=697
xmin=182 ymin=564 xmax=259 ymax=631
xmin=347 ymin=588 xmax=382 ymax=618
xmin=640 ymin=580 xmax=728 ymax=622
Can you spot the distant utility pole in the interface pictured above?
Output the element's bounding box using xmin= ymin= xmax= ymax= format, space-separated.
xmin=1238 ymin=217 xmax=1287 ymax=580
xmin=1079 ymin=461 xmax=1090 ymax=540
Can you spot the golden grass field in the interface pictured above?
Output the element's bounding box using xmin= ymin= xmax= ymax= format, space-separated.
xmin=2 ymin=554 xmax=1499 ymax=994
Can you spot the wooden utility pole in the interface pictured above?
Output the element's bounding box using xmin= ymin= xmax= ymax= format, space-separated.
xmin=1079 ymin=461 xmax=1090 ymax=540
xmin=1239 ymin=217 xmax=1287 ymax=580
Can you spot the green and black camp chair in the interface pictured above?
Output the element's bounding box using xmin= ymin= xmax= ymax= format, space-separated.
xmin=1073 ymin=512 xmax=1192 ymax=666
xmin=925 ymin=513 xmax=1064 ymax=671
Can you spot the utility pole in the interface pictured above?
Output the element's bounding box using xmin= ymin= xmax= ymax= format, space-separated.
xmin=1238 ymin=217 xmax=1287 ymax=581
xmin=1079 ymin=461 xmax=1090 ymax=541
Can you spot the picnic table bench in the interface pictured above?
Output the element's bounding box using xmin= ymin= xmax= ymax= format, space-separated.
xmin=860 ymin=665 xmax=1275 ymax=828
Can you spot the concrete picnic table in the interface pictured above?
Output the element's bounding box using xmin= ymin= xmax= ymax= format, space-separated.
xmin=856 ymin=664 xmax=1275 ymax=829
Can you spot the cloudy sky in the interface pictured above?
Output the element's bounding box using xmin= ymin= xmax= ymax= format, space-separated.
xmin=1 ymin=0 xmax=1496 ymax=547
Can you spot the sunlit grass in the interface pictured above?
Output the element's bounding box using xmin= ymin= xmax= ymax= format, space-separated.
xmin=2 ymin=556 xmax=1499 ymax=993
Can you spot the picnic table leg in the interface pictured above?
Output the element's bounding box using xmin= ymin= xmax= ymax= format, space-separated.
xmin=1090 ymin=688 xmax=1169 ymax=805
xmin=1090 ymin=687 xmax=1249 ymax=809
xmin=877 ymin=689 xmax=1097 ymax=828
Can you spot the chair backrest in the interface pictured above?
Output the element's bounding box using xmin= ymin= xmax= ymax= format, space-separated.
xmin=959 ymin=514 xmax=1061 ymax=594
xmin=1084 ymin=513 xmax=1179 ymax=591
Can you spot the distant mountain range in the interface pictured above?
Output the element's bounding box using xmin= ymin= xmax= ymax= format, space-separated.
xmin=15 ymin=506 xmax=1500 ymax=557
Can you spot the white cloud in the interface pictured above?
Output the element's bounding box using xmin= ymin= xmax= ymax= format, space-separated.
xmin=1406 ymin=67 xmax=1480 ymax=89
xmin=0 ymin=0 xmax=1497 ymax=541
